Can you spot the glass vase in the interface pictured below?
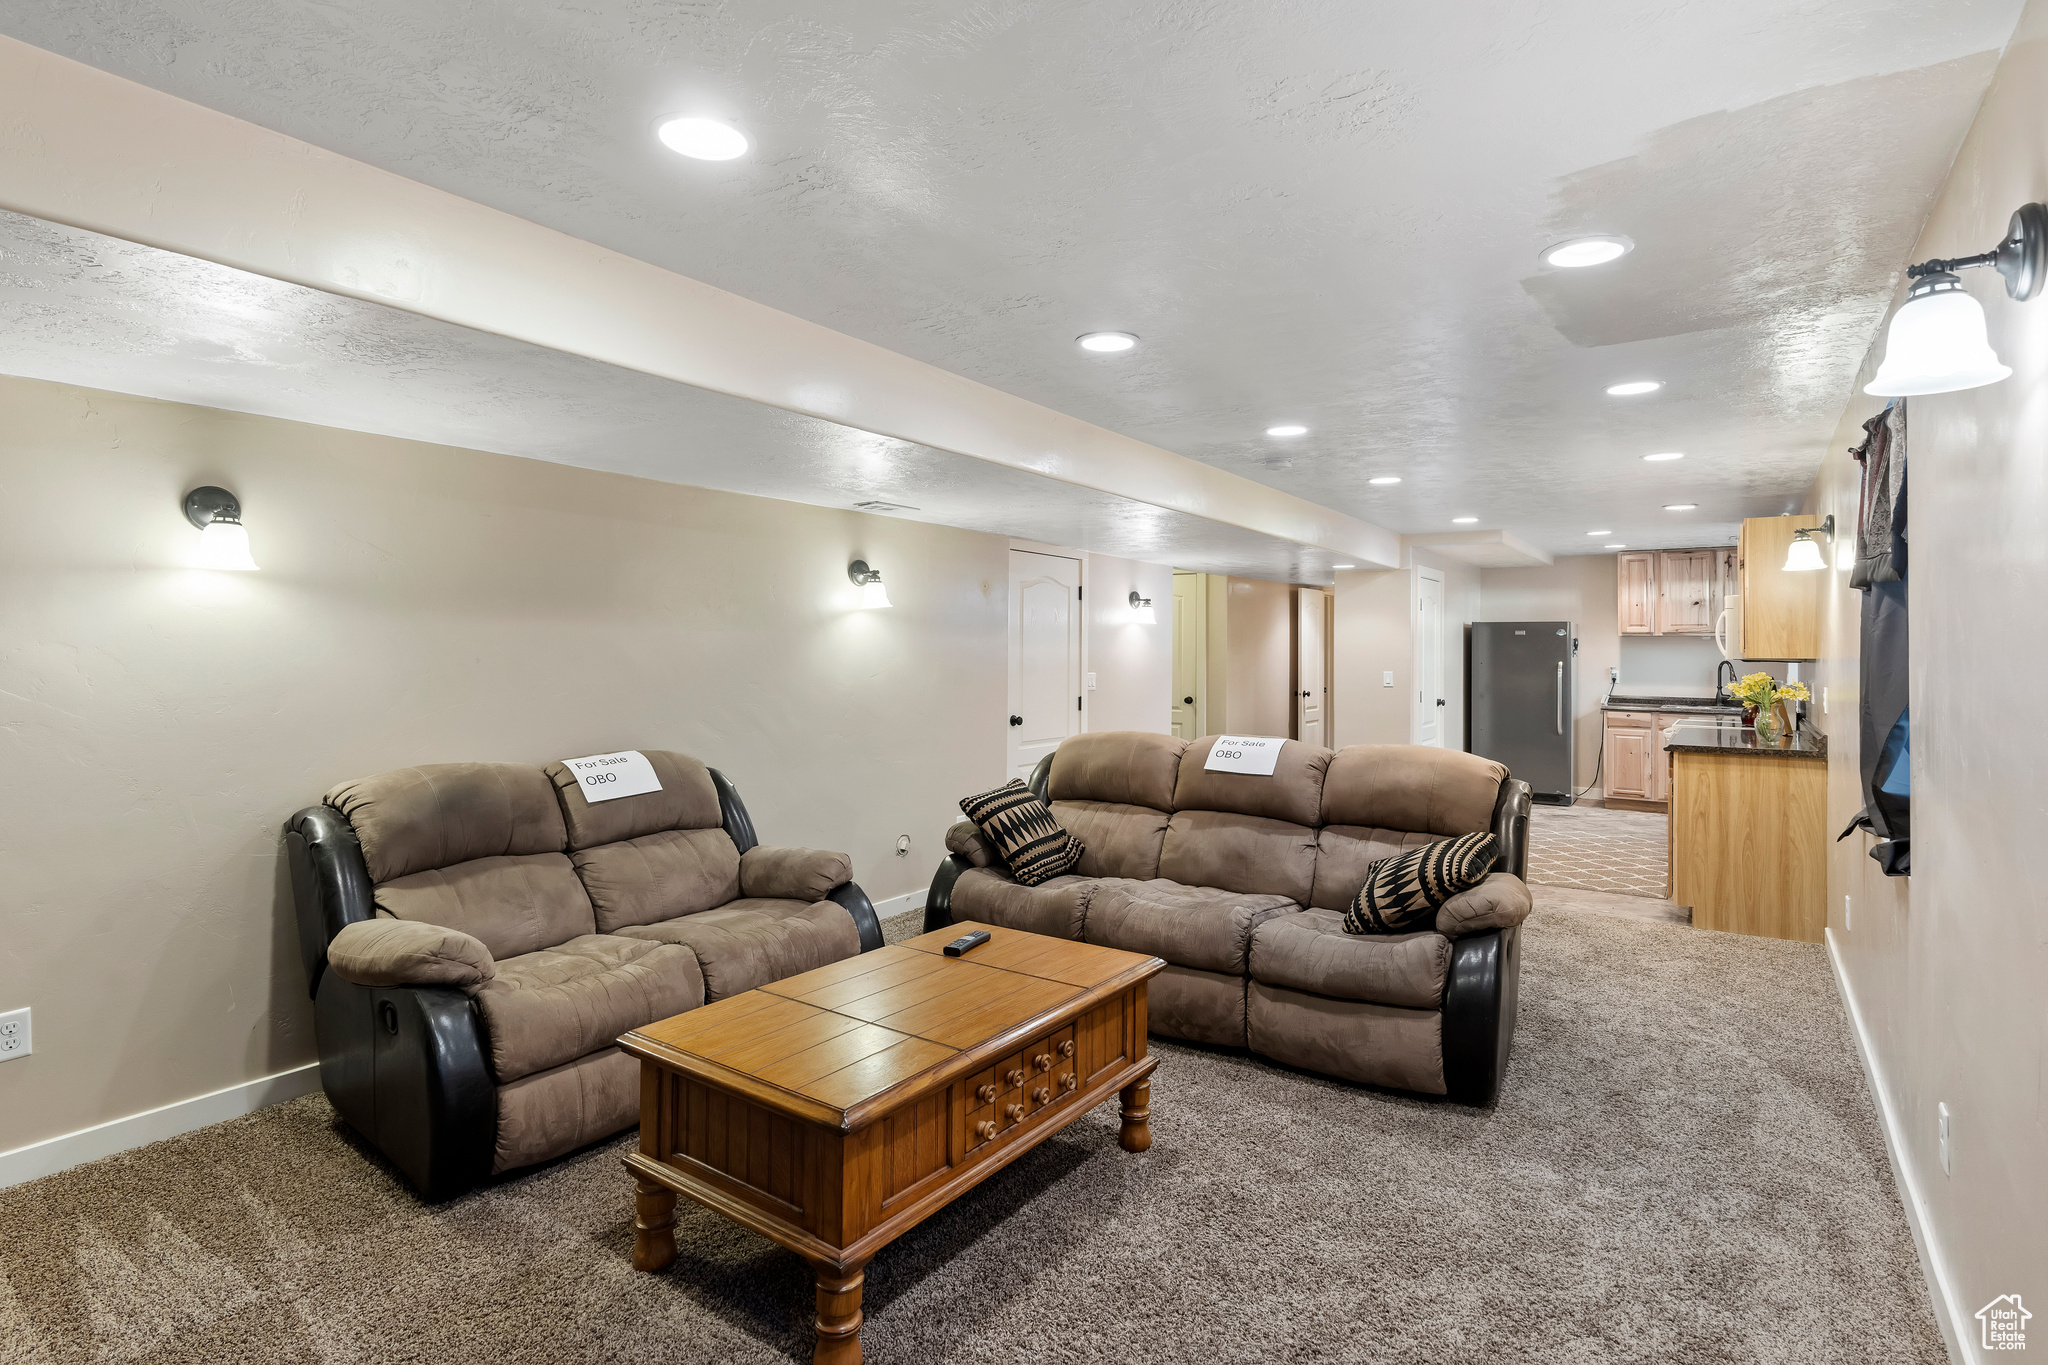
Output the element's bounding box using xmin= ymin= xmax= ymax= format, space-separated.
xmin=1754 ymin=707 xmax=1782 ymax=745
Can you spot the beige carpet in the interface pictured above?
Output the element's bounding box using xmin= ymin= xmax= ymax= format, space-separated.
xmin=1526 ymin=804 xmax=1673 ymax=899
xmin=0 ymin=907 xmax=1940 ymax=1364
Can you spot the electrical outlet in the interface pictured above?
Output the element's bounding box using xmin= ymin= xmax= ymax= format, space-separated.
xmin=894 ymin=835 xmax=911 ymax=857
xmin=1938 ymin=1102 xmax=1953 ymax=1175
xmin=0 ymin=1007 xmax=29 ymax=1062
xmin=1822 ymin=686 xmax=1829 ymax=716
xmin=1843 ymin=895 xmax=1852 ymax=931
xmin=1382 ymin=670 xmax=1394 ymax=688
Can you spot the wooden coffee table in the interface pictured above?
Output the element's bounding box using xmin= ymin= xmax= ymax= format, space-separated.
xmin=618 ymin=921 xmax=1163 ymax=1364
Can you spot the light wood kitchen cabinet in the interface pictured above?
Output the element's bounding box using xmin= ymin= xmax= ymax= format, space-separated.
xmin=1737 ymin=516 xmax=1821 ymax=660
xmin=1615 ymin=546 xmax=1733 ymax=637
xmin=1650 ymin=713 xmax=1695 ymax=800
xmin=1656 ymin=551 xmax=1718 ymax=634
xmin=1617 ymin=553 xmax=1657 ymax=635
xmin=1670 ymin=748 xmax=1827 ymax=941
xmin=1603 ymin=711 xmax=1656 ymax=800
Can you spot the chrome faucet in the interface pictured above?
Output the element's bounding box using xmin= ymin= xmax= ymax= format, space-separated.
xmin=1716 ymin=660 xmax=1737 ymax=705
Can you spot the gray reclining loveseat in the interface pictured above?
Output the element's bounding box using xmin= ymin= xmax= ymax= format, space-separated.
xmin=287 ymin=751 xmax=881 ymax=1199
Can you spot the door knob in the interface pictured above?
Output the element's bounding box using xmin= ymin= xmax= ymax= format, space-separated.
xmin=1008 ymin=714 xmax=1022 ymax=726
xmin=1183 ymin=696 xmax=1194 ymax=705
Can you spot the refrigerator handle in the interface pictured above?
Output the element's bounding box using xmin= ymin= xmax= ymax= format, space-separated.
xmin=1555 ymin=660 xmax=1564 ymax=735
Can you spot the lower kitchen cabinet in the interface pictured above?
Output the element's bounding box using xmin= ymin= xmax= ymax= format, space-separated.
xmin=1603 ymin=713 xmax=1656 ymax=800
xmin=1604 ymin=710 xmax=1700 ymax=806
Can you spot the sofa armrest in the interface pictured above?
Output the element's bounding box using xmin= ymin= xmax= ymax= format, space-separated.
xmin=740 ymin=845 xmax=853 ymax=902
xmin=944 ymin=819 xmax=1000 ymax=869
xmin=1434 ymin=873 xmax=1532 ymax=939
xmin=327 ymin=919 xmax=496 ymax=992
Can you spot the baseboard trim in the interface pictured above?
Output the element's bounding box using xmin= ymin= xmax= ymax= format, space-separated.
xmin=867 ymin=888 xmax=927 ymax=921
xmin=1826 ymin=929 xmax=1968 ymax=1363
xmin=0 ymin=1062 xmax=322 ymax=1190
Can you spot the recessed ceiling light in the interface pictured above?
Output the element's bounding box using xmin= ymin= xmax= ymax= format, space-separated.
xmin=1368 ymin=476 xmax=1402 ymax=485
xmin=1077 ymin=332 xmax=1138 ymax=353
xmin=1266 ymin=424 xmax=1308 ymax=437
xmin=1587 ymin=530 xmax=1612 ymax=536
xmin=1605 ymin=543 xmax=1627 ymax=549
xmin=1542 ymin=235 xmax=1633 ymax=268
xmin=1643 ymin=452 xmax=1685 ymax=461
xmin=1451 ymin=516 xmax=1479 ymax=524
xmin=1664 ymin=503 xmax=1698 ymax=511
xmin=655 ymin=116 xmax=749 ymax=161
xmin=1606 ymin=380 xmax=1662 ymax=396
xmin=1333 ymin=564 xmax=1355 ymax=570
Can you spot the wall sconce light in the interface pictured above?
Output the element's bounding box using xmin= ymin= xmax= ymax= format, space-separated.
xmin=183 ymin=485 xmax=259 ymax=571
xmin=848 ymin=559 xmax=892 ymax=609
xmin=1867 ymin=203 xmax=2043 ymax=396
xmin=1128 ymin=590 xmax=1156 ymax=625
xmin=1782 ymin=515 xmax=1835 ymax=572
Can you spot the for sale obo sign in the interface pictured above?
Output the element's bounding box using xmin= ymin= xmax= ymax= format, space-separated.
xmin=560 ymin=750 xmax=663 ymax=803
xmin=1202 ymin=735 xmax=1285 ymax=776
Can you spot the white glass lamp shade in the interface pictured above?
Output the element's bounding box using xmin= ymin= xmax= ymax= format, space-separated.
xmin=1783 ymin=533 xmax=1826 ymax=572
xmin=196 ymin=517 xmax=259 ymax=571
xmin=1866 ymin=280 xmax=2012 ymax=396
xmin=860 ymin=578 xmax=893 ymax=609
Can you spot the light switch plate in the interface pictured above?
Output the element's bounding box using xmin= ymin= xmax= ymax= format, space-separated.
xmin=0 ymin=1007 xmax=29 ymax=1063
xmin=1085 ymin=672 xmax=1097 ymax=690
xmin=1382 ymin=671 xmax=1394 ymax=688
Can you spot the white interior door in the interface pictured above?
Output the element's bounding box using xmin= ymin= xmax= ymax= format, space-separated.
xmin=1008 ymin=550 xmax=1083 ymax=781
xmin=1171 ymin=571 xmax=1206 ymax=739
xmin=1414 ymin=568 xmax=1445 ymax=747
xmin=1295 ymin=587 xmax=1326 ymax=747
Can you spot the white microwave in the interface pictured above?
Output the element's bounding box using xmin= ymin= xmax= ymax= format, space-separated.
xmin=1714 ymin=595 xmax=1742 ymax=663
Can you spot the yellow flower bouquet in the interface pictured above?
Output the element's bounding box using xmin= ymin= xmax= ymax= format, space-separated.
xmin=1728 ymin=672 xmax=1809 ymax=742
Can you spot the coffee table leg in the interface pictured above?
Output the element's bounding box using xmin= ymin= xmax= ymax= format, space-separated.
xmin=814 ymin=1264 xmax=865 ymax=1365
xmin=1118 ymin=1077 xmax=1152 ymax=1152
xmin=632 ymin=1176 xmax=678 ymax=1272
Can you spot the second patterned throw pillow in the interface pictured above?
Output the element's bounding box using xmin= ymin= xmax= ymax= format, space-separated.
xmin=958 ymin=780 xmax=1084 ymax=887
xmin=1344 ymin=832 xmax=1500 ymax=934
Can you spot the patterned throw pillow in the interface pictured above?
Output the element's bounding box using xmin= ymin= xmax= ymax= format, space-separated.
xmin=1344 ymin=832 xmax=1500 ymax=935
xmin=958 ymin=780 xmax=1084 ymax=887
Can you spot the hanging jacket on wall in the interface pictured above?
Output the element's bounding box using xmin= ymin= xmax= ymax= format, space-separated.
xmin=1839 ymin=399 xmax=1909 ymax=875
xmin=1848 ymin=400 xmax=1906 ymax=588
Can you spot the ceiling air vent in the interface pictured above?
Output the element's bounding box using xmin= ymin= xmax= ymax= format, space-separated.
xmin=852 ymin=500 xmax=919 ymax=513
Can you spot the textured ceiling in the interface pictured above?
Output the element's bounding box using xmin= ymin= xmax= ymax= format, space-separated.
xmin=0 ymin=0 xmax=2024 ymax=555
xmin=0 ymin=210 xmax=1352 ymax=582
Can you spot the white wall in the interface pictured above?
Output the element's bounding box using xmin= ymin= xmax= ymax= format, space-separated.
xmin=1083 ymin=551 xmax=1173 ymax=735
xmin=0 ymin=374 xmax=1171 ymax=1158
xmin=1806 ymin=5 xmax=2048 ymax=1348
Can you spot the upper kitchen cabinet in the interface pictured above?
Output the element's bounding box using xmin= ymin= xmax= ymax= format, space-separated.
xmin=1737 ymin=517 xmax=1821 ymax=660
xmin=1616 ymin=548 xmax=1731 ymax=637
xmin=1657 ymin=551 xmax=1718 ymax=634
xmin=1618 ymin=553 xmax=1657 ymax=634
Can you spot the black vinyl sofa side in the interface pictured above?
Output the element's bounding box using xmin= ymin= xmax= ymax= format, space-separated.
xmin=287 ymin=766 xmax=886 ymax=1201
xmin=1441 ymin=775 xmax=1532 ymax=1105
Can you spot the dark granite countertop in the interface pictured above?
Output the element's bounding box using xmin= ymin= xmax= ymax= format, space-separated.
xmin=1664 ymin=723 xmax=1828 ymax=760
xmin=1602 ymin=693 xmax=1746 ymax=716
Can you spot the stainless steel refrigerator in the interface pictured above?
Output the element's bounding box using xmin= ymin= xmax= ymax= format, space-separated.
xmin=1468 ymin=621 xmax=1576 ymax=804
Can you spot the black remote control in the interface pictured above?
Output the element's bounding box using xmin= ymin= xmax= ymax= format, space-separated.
xmin=943 ymin=930 xmax=992 ymax=957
